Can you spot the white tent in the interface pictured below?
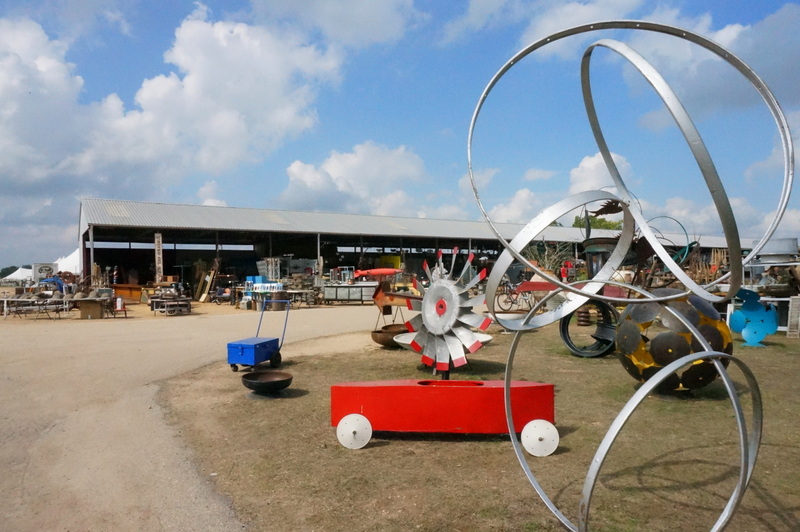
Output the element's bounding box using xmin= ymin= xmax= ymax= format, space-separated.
xmin=2 ymin=267 xmax=33 ymax=281
xmin=55 ymin=248 xmax=81 ymax=273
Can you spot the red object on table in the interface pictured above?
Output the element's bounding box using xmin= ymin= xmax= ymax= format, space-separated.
xmin=331 ymin=379 xmax=554 ymax=434
xmin=514 ymin=280 xmax=557 ymax=293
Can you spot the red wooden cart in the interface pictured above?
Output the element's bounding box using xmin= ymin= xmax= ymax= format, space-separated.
xmin=331 ymin=379 xmax=558 ymax=455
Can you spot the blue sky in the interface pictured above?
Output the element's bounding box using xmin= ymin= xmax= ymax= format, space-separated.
xmin=1 ymin=0 xmax=798 ymax=267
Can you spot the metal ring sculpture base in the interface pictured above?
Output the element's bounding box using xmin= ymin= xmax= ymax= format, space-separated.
xmin=468 ymin=21 xmax=792 ymax=531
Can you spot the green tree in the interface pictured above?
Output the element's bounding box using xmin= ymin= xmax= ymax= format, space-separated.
xmin=571 ymin=215 xmax=622 ymax=230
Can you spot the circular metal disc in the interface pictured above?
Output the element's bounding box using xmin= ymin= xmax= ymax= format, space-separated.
xmin=623 ymin=300 xmax=661 ymax=325
xmin=616 ymin=319 xmax=644 ymax=354
xmin=336 ymin=414 xmax=372 ymax=449
xmin=618 ymin=352 xmax=644 ymax=380
xmin=688 ymin=294 xmax=720 ymax=320
xmin=691 ymin=324 xmax=725 ymax=352
xmin=650 ymin=332 xmax=691 ymax=366
xmin=521 ymin=419 xmax=559 ymax=457
xmin=681 ymin=361 xmax=720 ymax=389
xmin=662 ymin=301 xmax=699 ymax=332
xmin=729 ymin=310 xmax=746 ymax=333
xmin=642 ymin=366 xmax=681 ymax=392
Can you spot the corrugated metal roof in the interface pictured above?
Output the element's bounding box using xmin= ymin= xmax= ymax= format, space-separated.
xmin=78 ymin=197 xmax=738 ymax=248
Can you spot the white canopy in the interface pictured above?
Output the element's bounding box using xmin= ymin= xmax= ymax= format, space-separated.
xmin=2 ymin=267 xmax=33 ymax=281
xmin=55 ymin=248 xmax=81 ymax=273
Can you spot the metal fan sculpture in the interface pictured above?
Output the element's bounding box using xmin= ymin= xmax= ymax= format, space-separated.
xmin=405 ymin=249 xmax=491 ymax=378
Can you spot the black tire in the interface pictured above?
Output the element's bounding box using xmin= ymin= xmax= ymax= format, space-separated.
xmin=559 ymin=299 xmax=619 ymax=358
xmin=495 ymin=292 xmax=514 ymax=311
xmin=230 ymin=364 xmax=238 ymax=372
xmin=269 ymin=352 xmax=282 ymax=368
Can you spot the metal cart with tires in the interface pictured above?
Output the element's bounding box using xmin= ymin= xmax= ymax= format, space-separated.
xmin=227 ymin=299 xmax=291 ymax=371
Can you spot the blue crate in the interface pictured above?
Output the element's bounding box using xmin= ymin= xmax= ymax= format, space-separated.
xmin=227 ymin=337 xmax=279 ymax=366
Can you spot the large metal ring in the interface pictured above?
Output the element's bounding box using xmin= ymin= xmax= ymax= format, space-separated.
xmin=503 ymin=302 xmax=763 ymax=531
xmin=467 ymin=20 xmax=794 ymax=300
xmin=485 ymin=189 xmax=635 ymax=330
xmin=581 ymin=38 xmax=741 ymax=301
xmin=467 ymin=20 xmax=788 ymax=531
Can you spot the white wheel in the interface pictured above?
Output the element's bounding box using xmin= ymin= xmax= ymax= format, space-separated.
xmin=521 ymin=419 xmax=559 ymax=457
xmin=336 ymin=413 xmax=372 ymax=449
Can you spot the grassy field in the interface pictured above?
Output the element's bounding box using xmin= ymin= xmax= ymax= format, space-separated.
xmin=160 ymin=321 xmax=799 ymax=531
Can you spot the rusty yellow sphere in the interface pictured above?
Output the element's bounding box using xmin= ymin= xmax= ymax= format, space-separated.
xmin=616 ymin=288 xmax=733 ymax=393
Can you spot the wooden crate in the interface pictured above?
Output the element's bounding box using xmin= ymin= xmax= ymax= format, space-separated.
xmin=787 ymin=297 xmax=800 ymax=338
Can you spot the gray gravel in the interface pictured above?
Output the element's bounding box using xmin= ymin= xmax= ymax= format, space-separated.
xmin=0 ymin=304 xmax=378 ymax=531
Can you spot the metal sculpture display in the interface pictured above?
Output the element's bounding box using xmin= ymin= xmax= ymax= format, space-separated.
xmin=729 ymin=288 xmax=779 ymax=346
xmin=616 ymin=288 xmax=734 ymax=392
xmin=468 ymin=21 xmax=792 ymax=531
xmin=404 ymin=249 xmax=491 ymax=378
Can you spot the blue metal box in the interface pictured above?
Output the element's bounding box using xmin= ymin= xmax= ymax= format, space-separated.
xmin=227 ymin=337 xmax=279 ymax=366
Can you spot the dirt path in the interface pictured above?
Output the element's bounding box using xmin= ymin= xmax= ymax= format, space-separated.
xmin=0 ymin=302 xmax=380 ymax=531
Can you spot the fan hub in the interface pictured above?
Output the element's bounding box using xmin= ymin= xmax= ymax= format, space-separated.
xmin=421 ymin=280 xmax=460 ymax=335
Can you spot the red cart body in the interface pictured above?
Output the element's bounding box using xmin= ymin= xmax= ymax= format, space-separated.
xmin=331 ymin=379 xmax=554 ymax=434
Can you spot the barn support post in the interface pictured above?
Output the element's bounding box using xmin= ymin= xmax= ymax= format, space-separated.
xmin=89 ymin=226 xmax=95 ymax=281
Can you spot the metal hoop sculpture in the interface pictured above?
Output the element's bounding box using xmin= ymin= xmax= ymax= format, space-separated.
xmin=467 ymin=21 xmax=793 ymax=531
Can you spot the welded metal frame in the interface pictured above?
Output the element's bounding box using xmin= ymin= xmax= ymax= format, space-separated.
xmin=467 ymin=20 xmax=793 ymax=531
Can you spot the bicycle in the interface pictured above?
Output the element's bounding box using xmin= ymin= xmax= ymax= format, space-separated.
xmin=494 ymin=280 xmax=536 ymax=312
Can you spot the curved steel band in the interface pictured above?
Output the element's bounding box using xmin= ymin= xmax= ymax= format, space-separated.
xmin=504 ymin=329 xmax=762 ymax=531
xmin=485 ymin=189 xmax=635 ymax=331
xmin=581 ymin=38 xmax=741 ymax=301
xmin=467 ymin=20 xmax=794 ymax=300
xmin=467 ymin=20 xmax=789 ymax=532
xmin=576 ymin=302 xmax=763 ymax=531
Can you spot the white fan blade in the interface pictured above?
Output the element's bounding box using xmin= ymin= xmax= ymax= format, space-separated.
xmin=405 ymin=314 xmax=423 ymax=333
xmin=451 ymin=326 xmax=483 ymax=353
xmin=456 ymin=252 xmax=474 ymax=283
xmin=457 ymin=311 xmax=492 ymax=331
xmin=444 ymin=332 xmax=468 ymax=367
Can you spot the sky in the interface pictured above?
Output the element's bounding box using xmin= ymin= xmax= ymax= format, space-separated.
xmin=1 ymin=0 xmax=799 ymax=267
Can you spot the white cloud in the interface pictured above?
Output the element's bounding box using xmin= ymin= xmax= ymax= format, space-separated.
xmin=441 ymin=0 xmax=524 ymax=44
xmin=146 ymin=6 xmax=341 ymax=172
xmin=277 ymin=141 xmax=427 ymax=214
xmin=744 ymin=108 xmax=800 ymax=185
xmin=0 ymin=19 xmax=86 ymax=182
xmin=487 ymin=187 xmax=540 ymax=223
xmin=0 ymin=0 xmax=132 ymax=45
xmin=0 ymin=10 xmax=344 ymax=263
xmin=371 ymin=189 xmax=416 ymax=217
xmin=197 ymin=180 xmax=226 ymax=206
xmin=425 ymin=203 xmax=469 ymax=220
xmin=518 ymin=0 xmax=643 ymax=57
xmin=511 ymin=2 xmax=800 ymax=129
xmin=251 ymin=0 xmax=428 ymax=48
xmin=625 ymin=5 xmax=800 ymax=127
xmin=459 ymin=167 xmax=497 ymax=197
xmin=757 ymin=208 xmax=800 ymax=239
xmin=629 ymin=194 xmax=770 ymax=242
xmin=568 ymin=152 xmax=626 ymax=194
xmin=523 ymin=168 xmax=556 ymax=181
